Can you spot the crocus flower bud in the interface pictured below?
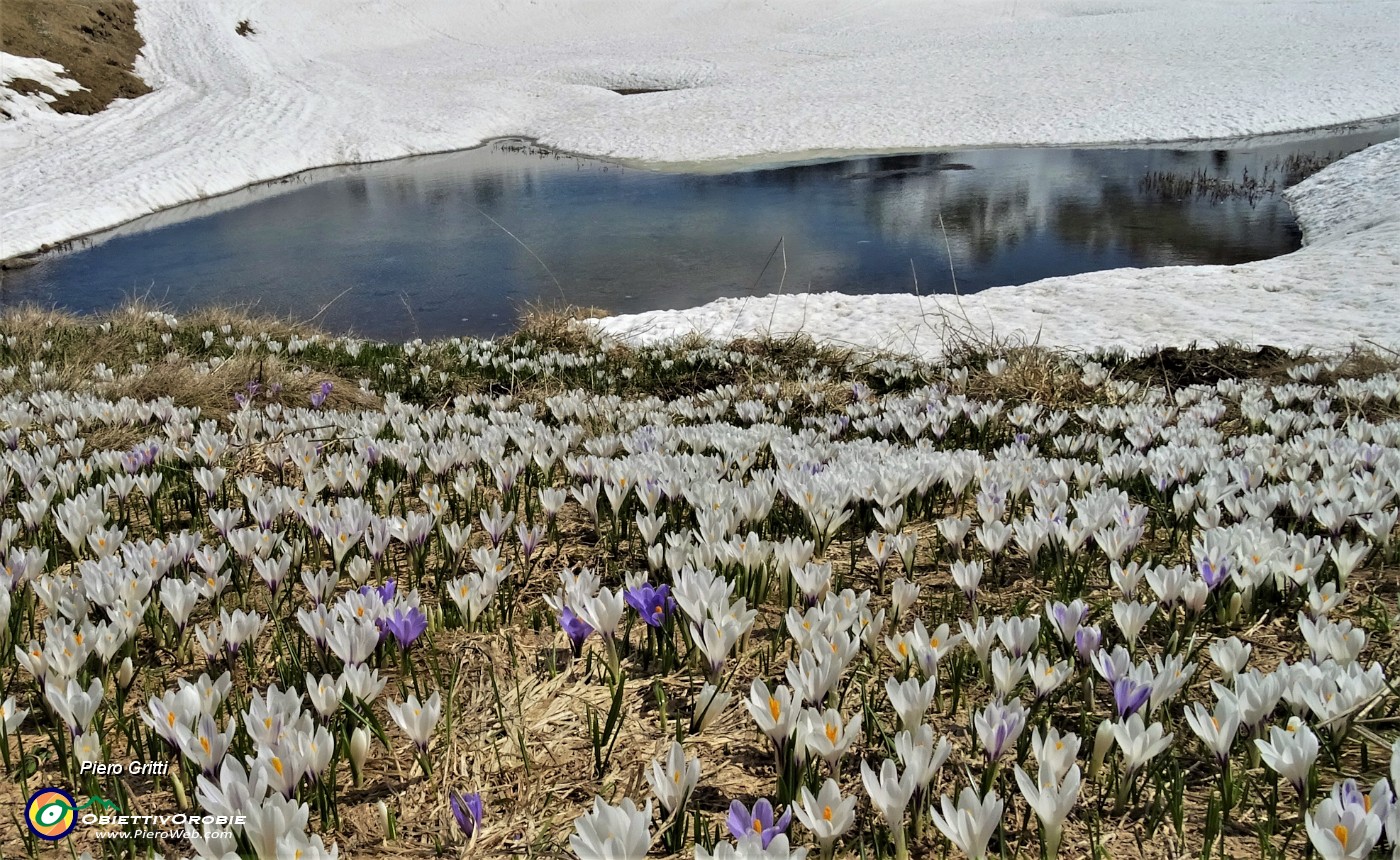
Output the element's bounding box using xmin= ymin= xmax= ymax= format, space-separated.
xmin=117 ymin=657 xmax=135 ymax=690
xmin=350 ymin=726 xmax=371 ymax=786
xmin=1226 ymin=593 xmax=1243 ymax=625
xmin=1089 ymin=719 xmax=1115 ymax=783
xmin=378 ymin=800 xmax=397 ymax=841
xmin=171 ymin=771 xmax=190 ymax=811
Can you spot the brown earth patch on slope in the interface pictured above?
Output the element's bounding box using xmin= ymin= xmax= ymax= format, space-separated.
xmin=0 ymin=0 xmax=151 ymax=117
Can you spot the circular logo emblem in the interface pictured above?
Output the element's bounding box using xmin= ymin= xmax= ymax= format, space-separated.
xmin=26 ymin=787 xmax=78 ymax=840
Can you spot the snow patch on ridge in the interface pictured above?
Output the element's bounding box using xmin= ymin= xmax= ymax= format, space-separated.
xmin=0 ymin=53 xmax=84 ymax=120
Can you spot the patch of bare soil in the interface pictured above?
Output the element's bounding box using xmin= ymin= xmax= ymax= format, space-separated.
xmin=0 ymin=0 xmax=151 ymax=117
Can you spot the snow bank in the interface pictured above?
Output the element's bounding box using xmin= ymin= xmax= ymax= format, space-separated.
xmin=591 ymin=138 xmax=1400 ymax=358
xmin=3 ymin=0 xmax=1400 ymax=260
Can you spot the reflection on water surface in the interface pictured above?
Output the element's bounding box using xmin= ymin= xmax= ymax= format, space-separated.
xmin=4 ymin=126 xmax=1395 ymax=341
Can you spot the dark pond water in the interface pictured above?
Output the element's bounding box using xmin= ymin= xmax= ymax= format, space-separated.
xmin=3 ymin=125 xmax=1395 ymax=341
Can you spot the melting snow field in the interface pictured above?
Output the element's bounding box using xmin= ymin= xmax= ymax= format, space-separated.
xmin=2 ymin=0 xmax=1399 ymax=356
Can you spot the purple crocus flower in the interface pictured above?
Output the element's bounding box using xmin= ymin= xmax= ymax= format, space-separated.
xmin=1073 ymin=625 xmax=1102 ymax=663
xmin=381 ymin=606 xmax=428 ymax=648
xmin=360 ymin=579 xmax=397 ymax=604
xmin=977 ymin=699 xmax=1026 ymax=762
xmin=517 ymin=523 xmax=546 ymax=562
xmin=727 ymin=798 xmax=790 ymax=847
xmin=310 ymin=381 xmax=333 ymax=408
xmin=235 ymin=380 xmax=261 ymax=408
xmin=449 ymin=791 xmax=484 ymax=839
xmin=624 ymin=582 xmax=675 ymax=628
xmin=1197 ymin=552 xmax=1230 ymax=591
xmin=1112 ymin=677 xmax=1152 ymax=719
xmin=558 ymin=607 xmax=594 ymax=657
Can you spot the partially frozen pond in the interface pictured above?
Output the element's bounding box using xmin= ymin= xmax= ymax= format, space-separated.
xmin=3 ymin=125 xmax=1394 ymax=341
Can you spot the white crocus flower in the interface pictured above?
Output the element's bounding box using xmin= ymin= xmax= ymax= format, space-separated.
xmin=959 ymin=618 xmax=996 ymax=667
xmin=578 ymin=587 xmax=625 ymax=640
xmin=691 ymin=683 xmax=733 ymax=734
xmin=72 ymin=730 xmax=103 ymax=769
xmin=569 ymin=796 xmax=651 ymax=860
xmin=178 ymin=713 xmax=236 ymax=776
xmin=697 ymin=833 xmax=808 ymax=859
xmin=1208 ymin=636 xmax=1252 ymax=677
xmin=325 ymin=616 xmax=379 ymax=666
xmin=885 ymin=676 xmax=937 ymax=732
xmin=2 ymin=695 xmax=29 ymax=733
xmin=886 ymin=630 xmax=918 ymax=669
xmin=305 ymin=673 xmax=344 ymax=719
xmin=1305 ymin=794 xmax=1382 ymax=860
xmin=242 ymin=792 xmax=310 ymax=860
xmin=929 ymin=786 xmax=1003 ymax=860
xmin=1030 ymin=727 xmax=1081 ymax=782
xmin=338 ymin=664 xmax=386 ymax=704
xmin=862 ymin=758 xmax=918 ymax=859
xmin=1184 ymin=700 xmax=1241 ymax=765
xmin=793 ymin=778 xmax=856 ymax=860
xmin=911 ymin=620 xmax=963 ymax=673
xmin=800 ymin=708 xmax=862 ymax=775
xmin=990 ymin=650 xmax=1028 ymax=698
xmin=386 ymin=691 xmax=441 ymax=753
xmin=1255 ymin=718 xmax=1320 ymax=796
xmin=1029 ymin=655 xmax=1072 ymax=701
xmin=1327 ymin=538 xmax=1370 ymax=588
xmin=695 ymin=618 xmax=740 ymax=682
xmin=1112 ymin=714 xmax=1172 ymax=779
xmin=889 ymin=578 xmax=920 ymax=622
xmin=45 ymin=676 xmax=103 ymax=736
xmin=785 ymin=649 xmax=842 ymax=706
xmin=1013 ymin=761 xmax=1082 ymax=857
xmin=950 ymin=560 xmax=983 ymax=606
xmin=186 ymin=819 xmax=241 ymax=860
xmin=348 ymin=727 xmax=372 ymax=785
xmin=1111 ymin=601 xmax=1155 ymax=652
xmin=252 ymin=743 xmax=305 ymax=798
xmin=746 ymin=679 xmax=799 ymax=747
xmin=895 ymin=724 xmax=952 ymax=790
xmin=196 ymin=757 xmax=270 ymax=825
xmin=644 ymin=741 xmax=700 ymax=815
